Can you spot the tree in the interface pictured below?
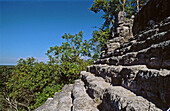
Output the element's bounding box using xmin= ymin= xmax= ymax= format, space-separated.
xmin=46 ymin=31 xmax=92 ymax=64
xmin=136 ymin=0 xmax=139 ymax=12
xmin=0 ymin=66 xmax=14 ymax=111
xmin=89 ymin=0 xmax=148 ymax=57
xmin=1 ymin=31 xmax=94 ymax=111
xmin=46 ymin=31 xmax=93 ymax=84
xmin=89 ymin=28 xmax=111 ymax=59
xmin=90 ymin=0 xmax=148 ymax=30
xmin=119 ymin=0 xmax=126 ymax=11
xmin=4 ymin=58 xmax=62 ymax=110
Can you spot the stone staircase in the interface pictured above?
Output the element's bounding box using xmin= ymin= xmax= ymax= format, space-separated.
xmin=87 ymin=65 xmax=170 ymax=109
xmin=98 ymin=16 xmax=170 ymax=69
xmin=36 ymin=0 xmax=170 ymax=110
xmin=36 ymin=71 xmax=162 ymax=111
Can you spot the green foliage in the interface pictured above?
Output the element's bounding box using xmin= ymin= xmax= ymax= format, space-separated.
xmin=5 ymin=57 xmax=63 ymax=110
xmin=0 ymin=31 xmax=93 ymax=111
xmin=0 ymin=65 xmax=14 ymax=111
xmin=90 ymin=0 xmax=120 ymax=30
xmin=89 ymin=0 xmax=148 ymax=56
xmin=89 ymin=28 xmax=111 ymax=58
xmin=90 ymin=0 xmax=148 ymax=30
xmin=46 ymin=31 xmax=92 ymax=63
xmin=46 ymin=31 xmax=93 ymax=84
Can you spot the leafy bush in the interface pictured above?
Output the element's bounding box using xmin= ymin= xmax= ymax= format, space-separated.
xmin=0 ymin=31 xmax=93 ymax=111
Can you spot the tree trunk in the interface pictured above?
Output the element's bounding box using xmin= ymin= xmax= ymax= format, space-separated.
xmin=137 ymin=0 xmax=139 ymax=12
xmin=123 ymin=0 xmax=126 ymax=11
xmin=119 ymin=0 xmax=126 ymax=11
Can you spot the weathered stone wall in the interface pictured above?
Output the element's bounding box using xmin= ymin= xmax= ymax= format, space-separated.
xmin=87 ymin=65 xmax=170 ymax=109
xmin=93 ymin=0 xmax=170 ymax=109
xmin=97 ymin=16 xmax=170 ymax=70
xmin=133 ymin=0 xmax=170 ymax=35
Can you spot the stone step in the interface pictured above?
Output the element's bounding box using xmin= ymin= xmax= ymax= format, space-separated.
xmin=96 ymin=40 xmax=170 ymax=69
xmin=55 ymin=84 xmax=73 ymax=111
xmin=35 ymin=98 xmax=54 ymax=111
xmin=101 ymin=31 xmax=170 ymax=59
xmin=87 ymin=65 xmax=147 ymax=85
xmin=114 ymin=31 xmax=170 ymax=57
xmin=135 ymin=16 xmax=170 ymax=42
xmin=135 ymin=28 xmax=159 ymax=42
xmin=101 ymin=16 xmax=170 ymax=59
xmin=86 ymin=64 xmax=170 ymax=109
xmin=72 ymin=79 xmax=99 ymax=111
xmin=35 ymin=80 xmax=99 ymax=111
xmin=80 ymin=71 xmax=162 ymax=111
xmin=100 ymin=40 xmax=134 ymax=59
xmin=101 ymin=27 xmax=157 ymax=59
xmin=158 ymin=20 xmax=170 ymax=32
xmin=35 ymin=84 xmax=73 ymax=111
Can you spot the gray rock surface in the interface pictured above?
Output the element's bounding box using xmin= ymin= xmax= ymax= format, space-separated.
xmin=87 ymin=64 xmax=170 ymax=108
xmin=133 ymin=0 xmax=169 ymax=35
xmin=81 ymin=71 xmax=162 ymax=111
xmin=72 ymin=79 xmax=99 ymax=111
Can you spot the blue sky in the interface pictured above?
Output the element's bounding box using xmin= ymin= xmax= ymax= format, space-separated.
xmin=0 ymin=0 xmax=104 ymax=65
